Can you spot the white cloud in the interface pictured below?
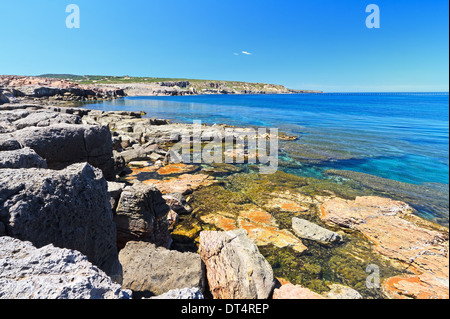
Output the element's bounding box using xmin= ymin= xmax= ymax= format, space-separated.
xmin=241 ymin=51 xmax=252 ymax=55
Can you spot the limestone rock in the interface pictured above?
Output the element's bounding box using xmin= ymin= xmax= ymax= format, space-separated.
xmin=292 ymin=217 xmax=342 ymax=245
xmin=0 ymin=237 xmax=131 ymax=299
xmin=0 ymin=147 xmax=47 ymax=169
xmin=0 ymin=163 xmax=121 ymax=280
xmin=119 ymin=241 xmax=205 ymax=298
xmin=150 ymin=288 xmax=204 ymax=299
xmin=115 ymin=183 xmax=172 ymax=249
xmin=12 ymin=123 xmax=115 ymax=180
xmin=0 ymin=133 xmax=21 ymax=151
xmin=199 ymin=230 xmax=276 ymax=299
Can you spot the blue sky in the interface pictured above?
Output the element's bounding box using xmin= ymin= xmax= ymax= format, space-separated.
xmin=0 ymin=0 xmax=448 ymax=92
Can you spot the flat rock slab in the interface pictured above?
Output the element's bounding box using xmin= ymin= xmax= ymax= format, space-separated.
xmin=321 ymin=196 xmax=449 ymax=299
xmin=119 ymin=241 xmax=205 ymax=298
xmin=0 ymin=237 xmax=130 ymax=299
xmin=292 ymin=217 xmax=342 ymax=245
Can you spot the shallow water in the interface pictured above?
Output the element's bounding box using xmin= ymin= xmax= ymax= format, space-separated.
xmin=84 ymin=93 xmax=449 ymax=223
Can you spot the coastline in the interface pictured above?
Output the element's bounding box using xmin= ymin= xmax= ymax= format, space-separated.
xmin=0 ymin=78 xmax=449 ymax=300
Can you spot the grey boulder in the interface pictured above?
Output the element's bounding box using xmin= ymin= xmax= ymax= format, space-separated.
xmin=0 ymin=237 xmax=131 ymax=299
xmin=0 ymin=163 xmax=121 ymax=280
xmin=0 ymin=147 xmax=47 ymax=169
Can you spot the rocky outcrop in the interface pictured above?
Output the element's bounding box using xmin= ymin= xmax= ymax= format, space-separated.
xmin=321 ymin=196 xmax=449 ymax=299
xmin=0 ymin=237 xmax=131 ymax=299
xmin=0 ymin=147 xmax=47 ymax=169
xmin=12 ymin=123 xmax=115 ymax=180
xmin=292 ymin=217 xmax=342 ymax=245
xmin=119 ymin=241 xmax=205 ymax=298
xmin=114 ymin=183 xmax=172 ymax=249
xmin=0 ymin=75 xmax=125 ymax=104
xmin=0 ymin=163 xmax=122 ymax=280
xmin=198 ymin=230 xmax=276 ymax=299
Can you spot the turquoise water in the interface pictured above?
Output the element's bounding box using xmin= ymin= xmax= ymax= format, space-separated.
xmin=85 ymin=93 xmax=449 ymax=186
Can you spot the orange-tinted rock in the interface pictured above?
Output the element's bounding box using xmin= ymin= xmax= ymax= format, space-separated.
xmin=157 ymin=164 xmax=199 ymax=176
xmin=142 ymin=174 xmax=215 ymax=195
xmin=383 ymin=274 xmax=450 ymax=300
xmin=321 ymin=196 xmax=449 ymax=299
xmin=273 ymin=284 xmax=325 ymax=299
xmin=265 ymin=197 xmax=308 ymax=213
xmin=201 ymin=214 xmax=238 ymax=232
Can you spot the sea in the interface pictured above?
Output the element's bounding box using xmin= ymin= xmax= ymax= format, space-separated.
xmin=83 ymin=93 xmax=449 ymax=224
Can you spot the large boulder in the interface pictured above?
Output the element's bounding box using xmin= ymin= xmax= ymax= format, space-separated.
xmin=198 ymin=230 xmax=276 ymax=299
xmin=0 ymin=147 xmax=47 ymax=169
xmin=119 ymin=241 xmax=205 ymax=298
xmin=0 ymin=237 xmax=131 ymax=299
xmin=0 ymin=163 xmax=121 ymax=280
xmin=12 ymin=123 xmax=115 ymax=180
xmin=115 ymin=183 xmax=172 ymax=250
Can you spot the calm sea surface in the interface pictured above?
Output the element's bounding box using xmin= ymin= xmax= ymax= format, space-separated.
xmin=85 ymin=93 xmax=449 ymax=185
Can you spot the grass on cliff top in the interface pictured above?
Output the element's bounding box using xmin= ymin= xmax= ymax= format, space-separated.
xmin=37 ymin=74 xmax=288 ymax=90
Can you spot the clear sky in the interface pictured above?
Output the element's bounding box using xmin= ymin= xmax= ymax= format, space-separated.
xmin=0 ymin=0 xmax=448 ymax=92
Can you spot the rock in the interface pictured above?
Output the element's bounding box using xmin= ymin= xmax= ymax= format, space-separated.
xmin=0 ymin=133 xmax=21 ymax=151
xmin=163 ymin=193 xmax=192 ymax=214
xmin=115 ymin=183 xmax=172 ymax=250
xmin=198 ymin=230 xmax=276 ymax=299
xmin=200 ymin=206 xmax=307 ymax=253
xmin=0 ymin=236 xmax=131 ymax=299
xmin=0 ymin=109 xmax=81 ymax=132
xmin=292 ymin=217 xmax=342 ymax=245
xmin=118 ymin=147 xmax=149 ymax=163
xmin=0 ymin=221 xmax=5 ymax=236
xmin=12 ymin=123 xmax=115 ymax=180
xmin=107 ymin=181 xmax=126 ymax=213
xmin=157 ymin=163 xmax=199 ymax=176
xmin=139 ymin=173 xmax=215 ymax=195
xmin=119 ymin=241 xmax=205 ymax=298
xmin=272 ymin=284 xmax=325 ymax=299
xmin=150 ymin=288 xmax=204 ymax=300
xmin=321 ymin=196 xmax=449 ymax=299
xmin=325 ymin=284 xmax=363 ymax=299
xmin=0 ymin=163 xmax=122 ymax=280
xmin=0 ymin=147 xmax=47 ymax=169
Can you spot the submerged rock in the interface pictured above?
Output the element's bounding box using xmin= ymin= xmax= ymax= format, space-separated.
xmin=199 ymin=230 xmax=276 ymax=299
xmin=292 ymin=217 xmax=342 ymax=245
xmin=0 ymin=237 xmax=131 ymax=299
xmin=119 ymin=241 xmax=205 ymax=298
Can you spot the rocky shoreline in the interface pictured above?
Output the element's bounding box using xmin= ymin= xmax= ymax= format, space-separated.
xmin=0 ymin=97 xmax=448 ymax=299
xmin=0 ymin=75 xmax=323 ymax=105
